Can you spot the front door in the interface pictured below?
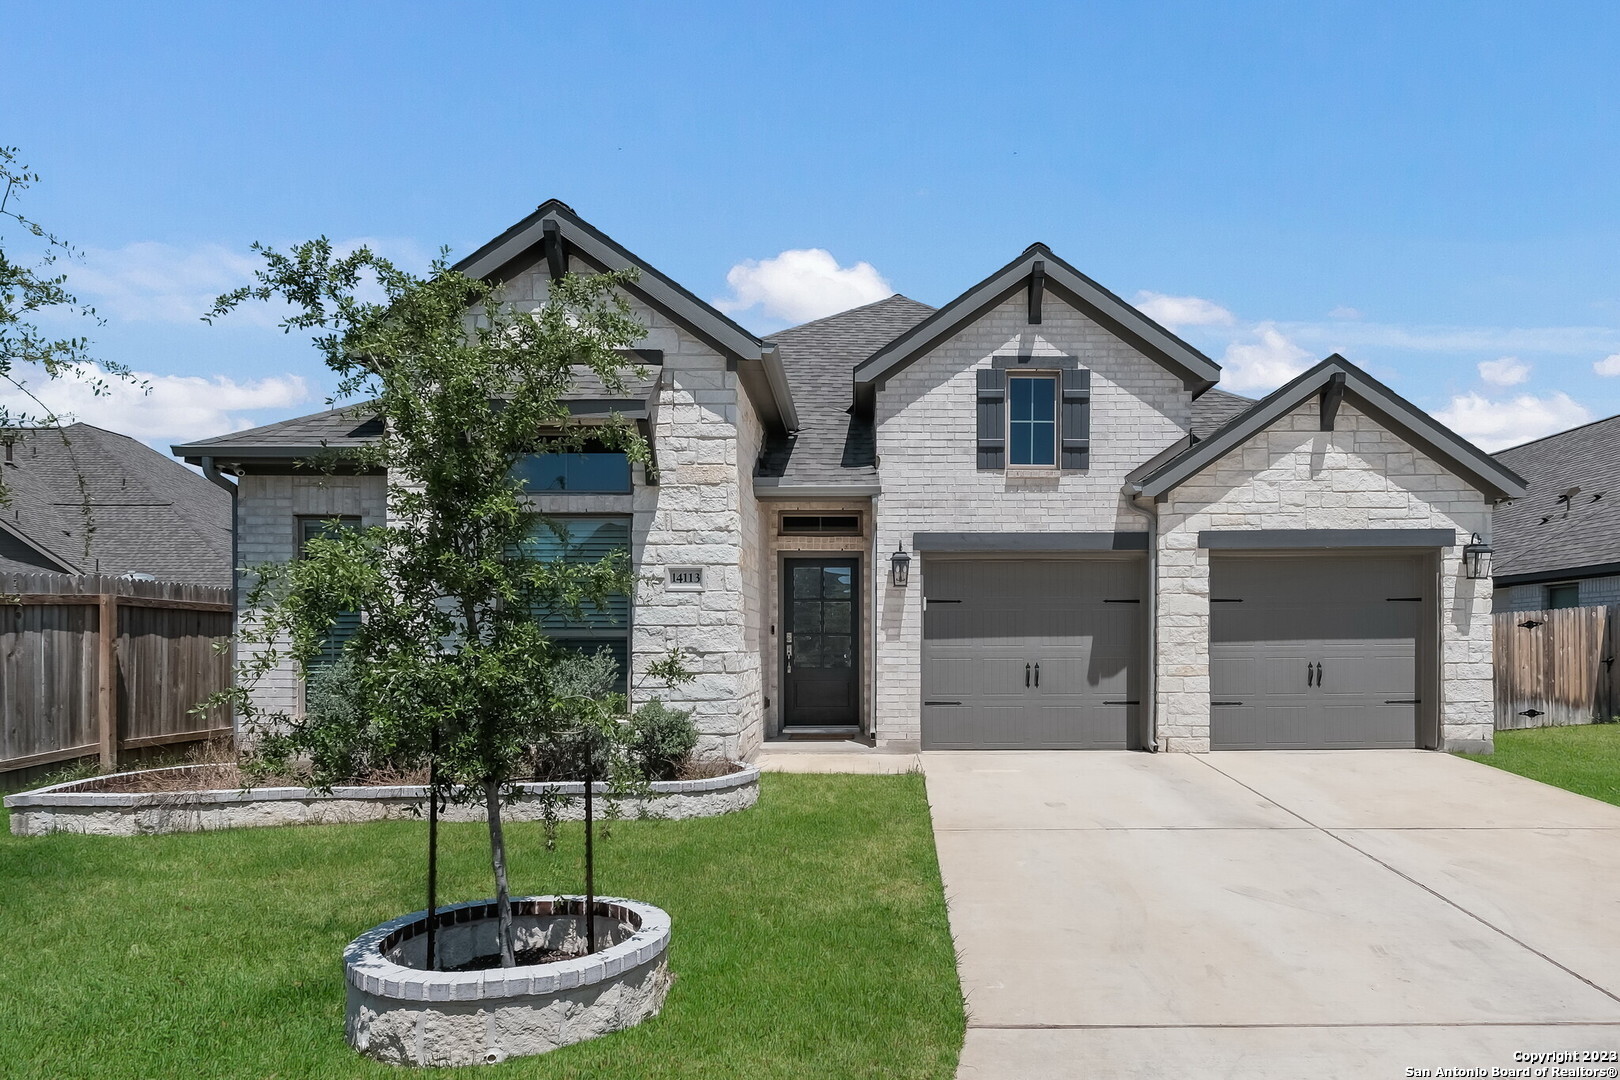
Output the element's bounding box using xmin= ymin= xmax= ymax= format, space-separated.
xmin=783 ymin=558 xmax=860 ymax=727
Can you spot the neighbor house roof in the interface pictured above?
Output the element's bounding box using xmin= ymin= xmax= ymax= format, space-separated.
xmin=1491 ymin=413 xmax=1620 ymax=584
xmin=755 ymin=294 xmax=936 ymax=494
xmin=0 ymin=424 xmax=232 ymax=587
xmin=455 ymin=200 xmax=798 ymax=435
xmin=852 ymin=243 xmax=1222 ymax=410
xmin=1128 ymin=355 xmax=1528 ymax=503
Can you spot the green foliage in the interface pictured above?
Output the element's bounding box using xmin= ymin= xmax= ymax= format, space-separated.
xmin=627 ymin=698 xmax=699 ymax=781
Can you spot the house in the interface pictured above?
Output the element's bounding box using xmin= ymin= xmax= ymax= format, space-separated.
xmin=1491 ymin=414 xmax=1620 ymax=613
xmin=173 ymin=201 xmax=1525 ymax=757
xmin=1 ymin=422 xmax=232 ymax=588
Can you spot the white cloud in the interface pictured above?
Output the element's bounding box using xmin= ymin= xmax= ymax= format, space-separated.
xmin=713 ymin=249 xmax=893 ymax=324
xmin=1433 ymin=391 xmax=1591 ymax=451
xmin=1133 ymin=292 xmax=1235 ymax=328
xmin=1595 ymin=353 xmax=1620 ymax=376
xmin=1328 ymin=306 xmax=1363 ymax=320
xmin=1478 ymin=356 xmax=1531 ymax=387
xmin=65 ymin=237 xmax=433 ymax=326
xmin=0 ymin=362 xmax=312 ymax=449
xmin=1218 ymin=322 xmax=1313 ymax=392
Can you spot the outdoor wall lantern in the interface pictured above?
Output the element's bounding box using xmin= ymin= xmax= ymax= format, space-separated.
xmin=1463 ymin=533 xmax=1494 ymax=580
xmin=890 ymin=543 xmax=912 ymax=588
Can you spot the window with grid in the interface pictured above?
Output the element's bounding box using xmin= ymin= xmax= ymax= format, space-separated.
xmin=1007 ymin=375 xmax=1057 ymax=466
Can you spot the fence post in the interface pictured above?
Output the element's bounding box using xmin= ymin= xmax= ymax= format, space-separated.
xmin=97 ymin=592 xmax=119 ymax=770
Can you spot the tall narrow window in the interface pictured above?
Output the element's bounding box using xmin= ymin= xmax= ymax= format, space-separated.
xmin=1008 ymin=375 xmax=1057 ymax=466
xmin=298 ymin=516 xmax=362 ymax=668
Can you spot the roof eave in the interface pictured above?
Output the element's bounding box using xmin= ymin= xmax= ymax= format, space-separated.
xmin=852 ymin=244 xmax=1221 ymax=398
xmin=1133 ymin=356 xmax=1529 ymax=502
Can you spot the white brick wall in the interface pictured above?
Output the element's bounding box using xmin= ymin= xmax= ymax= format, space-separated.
xmin=1155 ymin=400 xmax=1495 ymax=753
xmin=236 ymin=472 xmax=388 ymax=720
xmin=871 ymin=292 xmax=1192 ymax=746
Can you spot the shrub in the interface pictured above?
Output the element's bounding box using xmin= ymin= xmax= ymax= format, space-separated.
xmin=626 ymin=698 xmax=698 ymax=781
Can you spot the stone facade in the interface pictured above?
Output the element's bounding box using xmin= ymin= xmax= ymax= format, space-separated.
xmin=502 ymin=267 xmax=764 ymax=761
xmin=1154 ymin=400 xmax=1494 ymax=753
xmin=870 ymin=292 xmax=1190 ymax=746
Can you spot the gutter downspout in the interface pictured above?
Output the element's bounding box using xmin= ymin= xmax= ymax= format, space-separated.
xmin=1124 ymin=485 xmax=1159 ymax=752
xmin=201 ymin=457 xmax=240 ymax=740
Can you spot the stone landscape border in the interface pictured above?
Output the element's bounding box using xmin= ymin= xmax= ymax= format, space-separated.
xmin=345 ymin=895 xmax=672 ymax=1066
xmin=4 ymin=762 xmax=760 ymax=836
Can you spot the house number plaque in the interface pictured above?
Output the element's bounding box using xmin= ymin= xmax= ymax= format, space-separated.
xmin=667 ymin=566 xmax=704 ymax=591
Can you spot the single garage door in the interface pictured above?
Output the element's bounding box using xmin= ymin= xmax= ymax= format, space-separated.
xmin=922 ymin=558 xmax=1143 ymax=749
xmin=1210 ymin=554 xmax=1427 ymax=750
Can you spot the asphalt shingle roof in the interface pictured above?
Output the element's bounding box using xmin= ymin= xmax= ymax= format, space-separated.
xmin=1189 ymin=388 xmax=1256 ymax=439
xmin=1492 ymin=414 xmax=1620 ymax=580
xmin=757 ymin=295 xmax=937 ymax=485
xmin=0 ymin=424 xmax=232 ymax=587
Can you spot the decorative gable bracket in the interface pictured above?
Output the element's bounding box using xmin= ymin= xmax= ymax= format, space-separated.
xmin=1028 ymin=260 xmax=1046 ymax=325
xmin=1320 ymin=371 xmax=1346 ymax=431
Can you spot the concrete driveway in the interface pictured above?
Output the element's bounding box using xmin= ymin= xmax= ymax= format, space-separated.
xmin=924 ymin=750 xmax=1620 ymax=1078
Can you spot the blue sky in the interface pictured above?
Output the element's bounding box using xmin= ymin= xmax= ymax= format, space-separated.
xmin=6 ymin=0 xmax=1620 ymax=451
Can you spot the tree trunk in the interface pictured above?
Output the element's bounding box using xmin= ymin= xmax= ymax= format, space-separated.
xmin=426 ymin=753 xmax=439 ymax=971
xmin=483 ymin=777 xmax=516 ymax=968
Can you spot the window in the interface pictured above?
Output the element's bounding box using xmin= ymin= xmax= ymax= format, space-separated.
xmin=779 ymin=514 xmax=861 ymax=536
xmin=516 ymin=516 xmax=632 ymax=688
xmin=512 ymin=452 xmax=631 ymax=494
xmin=1007 ymin=375 xmax=1057 ymax=466
xmin=1546 ymin=582 xmax=1581 ymax=610
xmin=298 ymin=516 xmax=362 ymax=668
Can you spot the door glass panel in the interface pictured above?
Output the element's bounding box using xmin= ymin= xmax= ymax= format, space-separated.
xmin=821 ymin=567 xmax=852 ymax=599
xmin=793 ymin=600 xmax=822 ymax=632
xmin=797 ymin=635 xmax=823 ymax=667
xmin=823 ymin=635 xmax=852 ymax=667
xmin=822 ymin=601 xmax=851 ymax=633
xmin=793 ymin=566 xmax=823 ymax=597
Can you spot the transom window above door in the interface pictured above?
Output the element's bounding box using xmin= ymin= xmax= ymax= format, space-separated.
xmin=1008 ymin=375 xmax=1057 ymax=466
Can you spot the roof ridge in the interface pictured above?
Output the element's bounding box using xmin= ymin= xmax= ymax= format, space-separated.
xmin=767 ymin=294 xmax=932 ymax=339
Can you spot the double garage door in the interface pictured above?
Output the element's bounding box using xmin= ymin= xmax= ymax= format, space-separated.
xmin=920 ymin=553 xmax=1428 ymax=751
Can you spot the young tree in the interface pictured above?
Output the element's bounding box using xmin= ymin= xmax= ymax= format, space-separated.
xmin=214 ymin=244 xmax=651 ymax=967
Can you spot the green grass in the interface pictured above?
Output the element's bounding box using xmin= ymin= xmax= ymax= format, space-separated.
xmin=0 ymin=774 xmax=964 ymax=1079
xmin=1459 ymin=723 xmax=1620 ymax=807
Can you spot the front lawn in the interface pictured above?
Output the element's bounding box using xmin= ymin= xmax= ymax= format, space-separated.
xmin=1458 ymin=723 xmax=1620 ymax=807
xmin=0 ymin=773 xmax=964 ymax=1079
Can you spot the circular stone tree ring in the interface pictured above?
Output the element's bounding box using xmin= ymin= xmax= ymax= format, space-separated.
xmin=344 ymin=896 xmax=672 ymax=1067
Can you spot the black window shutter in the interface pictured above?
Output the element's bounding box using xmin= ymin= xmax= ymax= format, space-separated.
xmin=976 ymin=368 xmax=1006 ymax=470
xmin=1061 ymin=368 xmax=1091 ymax=470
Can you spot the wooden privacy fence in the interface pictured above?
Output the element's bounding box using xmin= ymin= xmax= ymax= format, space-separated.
xmin=1 ymin=573 xmax=234 ymax=774
xmin=1493 ymin=604 xmax=1618 ymax=729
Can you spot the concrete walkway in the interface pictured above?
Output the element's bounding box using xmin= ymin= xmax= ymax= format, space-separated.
xmin=751 ymin=739 xmax=920 ymax=774
xmin=924 ymin=750 xmax=1620 ymax=1078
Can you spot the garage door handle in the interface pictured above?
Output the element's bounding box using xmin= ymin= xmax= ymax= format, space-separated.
xmin=1034 ymin=662 xmax=1040 ymax=687
xmin=1314 ymin=662 xmax=1323 ymax=687
xmin=1307 ymin=662 xmax=1314 ymax=687
xmin=1025 ymin=662 xmax=1031 ymax=687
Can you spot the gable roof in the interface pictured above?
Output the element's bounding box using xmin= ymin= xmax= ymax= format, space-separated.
xmin=173 ymin=403 xmax=386 ymax=464
xmin=1189 ymin=388 xmax=1255 ymax=439
xmin=1491 ymin=413 xmax=1620 ymax=583
xmin=1128 ymin=355 xmax=1527 ymax=502
xmin=852 ymin=243 xmax=1221 ymax=409
xmin=756 ymin=294 xmax=936 ymax=491
xmin=455 ymin=200 xmax=797 ymax=435
xmin=1 ymin=424 xmax=232 ymax=587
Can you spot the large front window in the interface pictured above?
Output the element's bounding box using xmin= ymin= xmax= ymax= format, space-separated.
xmin=1008 ymin=375 xmax=1057 ymax=466
xmin=517 ymin=515 xmax=632 ymax=691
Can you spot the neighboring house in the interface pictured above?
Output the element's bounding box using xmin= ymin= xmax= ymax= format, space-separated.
xmin=1 ymin=422 xmax=231 ymax=588
xmin=174 ymin=201 xmax=1525 ymax=757
xmin=1491 ymin=414 xmax=1620 ymax=613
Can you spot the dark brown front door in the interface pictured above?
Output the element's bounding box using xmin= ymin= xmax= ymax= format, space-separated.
xmin=784 ymin=558 xmax=859 ymax=726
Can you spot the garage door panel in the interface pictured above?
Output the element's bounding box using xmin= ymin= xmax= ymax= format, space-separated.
xmin=1210 ymin=554 xmax=1425 ymax=751
xmin=922 ymin=557 xmax=1143 ymax=750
